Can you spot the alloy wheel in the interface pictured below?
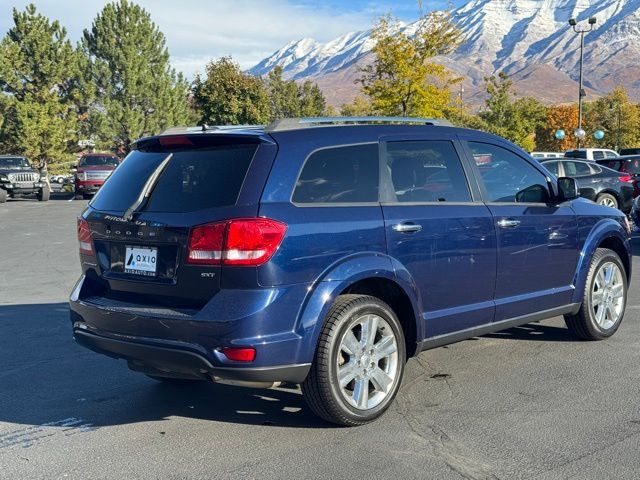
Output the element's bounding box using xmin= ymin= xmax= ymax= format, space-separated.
xmin=591 ymin=261 xmax=625 ymax=330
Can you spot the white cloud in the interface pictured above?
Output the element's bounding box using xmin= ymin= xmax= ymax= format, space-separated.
xmin=2 ymin=0 xmax=382 ymax=77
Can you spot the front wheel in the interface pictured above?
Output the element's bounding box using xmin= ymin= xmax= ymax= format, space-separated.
xmin=565 ymin=248 xmax=627 ymax=340
xmin=37 ymin=186 xmax=50 ymax=202
xmin=301 ymin=294 xmax=406 ymax=426
xmin=0 ymin=189 xmax=6 ymax=203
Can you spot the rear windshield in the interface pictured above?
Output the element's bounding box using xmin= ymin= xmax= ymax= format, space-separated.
xmin=80 ymin=155 xmax=118 ymax=167
xmin=90 ymin=144 xmax=257 ymax=213
xmin=0 ymin=157 xmax=29 ymax=168
xmin=564 ymin=150 xmax=587 ymax=159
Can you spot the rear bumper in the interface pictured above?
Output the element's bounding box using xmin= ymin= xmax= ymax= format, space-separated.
xmin=73 ymin=329 xmax=310 ymax=383
xmin=69 ymin=274 xmax=313 ymax=383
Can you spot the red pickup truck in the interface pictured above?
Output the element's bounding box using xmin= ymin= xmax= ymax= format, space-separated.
xmin=74 ymin=153 xmax=119 ymax=200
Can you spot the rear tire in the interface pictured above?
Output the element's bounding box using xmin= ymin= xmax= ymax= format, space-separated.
xmin=301 ymin=294 xmax=406 ymax=426
xmin=74 ymin=192 xmax=83 ymax=200
xmin=565 ymin=248 xmax=627 ymax=340
xmin=596 ymin=193 xmax=618 ymax=210
xmin=0 ymin=189 xmax=6 ymax=203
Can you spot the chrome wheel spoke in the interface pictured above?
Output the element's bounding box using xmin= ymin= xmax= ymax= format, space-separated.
xmin=595 ymin=302 xmax=606 ymax=324
xmin=592 ymin=289 xmax=604 ymax=307
xmin=360 ymin=315 xmax=378 ymax=348
xmin=604 ymin=265 xmax=614 ymax=285
xmin=372 ymin=335 xmax=397 ymax=362
xmin=338 ymin=362 xmax=358 ymax=387
xmin=341 ymin=330 xmax=360 ymax=356
xmin=370 ymin=367 xmax=393 ymax=393
xmin=611 ymin=283 xmax=624 ymax=299
xmin=353 ymin=378 xmax=369 ymax=409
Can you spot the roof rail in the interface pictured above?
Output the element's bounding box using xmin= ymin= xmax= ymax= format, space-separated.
xmin=266 ymin=116 xmax=452 ymax=131
xmin=161 ymin=125 xmax=264 ymax=135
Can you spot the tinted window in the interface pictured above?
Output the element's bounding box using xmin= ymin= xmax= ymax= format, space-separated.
xmin=468 ymin=142 xmax=550 ymax=203
xmin=293 ymin=144 xmax=379 ymax=203
xmin=620 ymin=149 xmax=640 ymax=155
xmin=625 ymin=159 xmax=640 ymax=174
xmin=80 ymin=155 xmax=118 ymax=166
xmin=544 ymin=161 xmax=560 ymax=176
xmin=604 ymin=150 xmax=618 ymax=158
xmin=0 ymin=157 xmax=28 ymax=168
xmin=599 ymin=160 xmax=622 ymax=171
xmin=385 ymin=141 xmax=471 ymax=202
xmin=592 ymin=151 xmax=605 ymax=160
xmin=565 ymin=150 xmax=587 ymax=159
xmin=563 ymin=161 xmax=592 ymax=177
xmin=91 ymin=145 xmax=256 ymax=213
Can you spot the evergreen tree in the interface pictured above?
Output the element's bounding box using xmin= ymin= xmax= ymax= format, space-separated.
xmin=298 ymin=80 xmax=326 ymax=117
xmin=358 ymin=11 xmax=462 ymax=118
xmin=0 ymin=4 xmax=81 ymax=165
xmin=192 ymin=57 xmax=270 ymax=125
xmin=82 ymin=0 xmax=191 ymax=151
xmin=264 ymin=67 xmax=326 ymax=120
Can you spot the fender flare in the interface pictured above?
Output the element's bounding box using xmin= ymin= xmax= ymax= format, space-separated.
xmin=293 ymin=252 xmax=423 ymax=364
xmin=571 ymin=219 xmax=630 ymax=303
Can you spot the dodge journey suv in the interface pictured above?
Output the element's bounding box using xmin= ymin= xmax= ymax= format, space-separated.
xmin=70 ymin=117 xmax=631 ymax=426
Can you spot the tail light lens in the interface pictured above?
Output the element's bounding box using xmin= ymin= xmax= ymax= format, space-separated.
xmin=187 ymin=218 xmax=287 ymax=266
xmin=221 ymin=347 xmax=256 ymax=362
xmin=619 ymin=175 xmax=634 ymax=183
xmin=77 ymin=218 xmax=94 ymax=255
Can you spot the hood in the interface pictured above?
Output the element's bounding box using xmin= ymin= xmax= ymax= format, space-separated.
xmin=0 ymin=167 xmax=36 ymax=175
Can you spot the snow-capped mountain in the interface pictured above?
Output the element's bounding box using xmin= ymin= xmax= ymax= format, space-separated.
xmin=249 ymin=0 xmax=640 ymax=106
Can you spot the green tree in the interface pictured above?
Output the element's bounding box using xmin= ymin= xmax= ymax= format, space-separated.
xmin=585 ymin=87 xmax=640 ymax=150
xmin=358 ymin=11 xmax=462 ymax=117
xmin=339 ymin=96 xmax=375 ymax=116
xmin=82 ymin=0 xmax=191 ymax=151
xmin=193 ymin=57 xmax=270 ymax=125
xmin=0 ymin=4 xmax=81 ymax=165
xmin=479 ymin=73 xmax=546 ymax=151
xmin=264 ymin=66 xmax=326 ymax=120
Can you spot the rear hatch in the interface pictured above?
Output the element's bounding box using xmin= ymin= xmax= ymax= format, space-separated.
xmin=80 ymin=133 xmax=275 ymax=309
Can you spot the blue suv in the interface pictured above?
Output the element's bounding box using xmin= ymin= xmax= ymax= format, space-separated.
xmin=70 ymin=118 xmax=632 ymax=426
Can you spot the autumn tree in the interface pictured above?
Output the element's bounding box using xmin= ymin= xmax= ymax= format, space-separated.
xmin=339 ymin=96 xmax=375 ymax=116
xmin=535 ymin=104 xmax=579 ymax=151
xmin=0 ymin=4 xmax=82 ymax=166
xmin=82 ymin=0 xmax=192 ymax=151
xmin=358 ymin=11 xmax=462 ymax=118
xmin=193 ymin=57 xmax=270 ymax=125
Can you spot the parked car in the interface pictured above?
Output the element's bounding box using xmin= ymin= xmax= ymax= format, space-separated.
xmin=619 ymin=148 xmax=640 ymax=156
xmin=70 ymin=118 xmax=632 ymax=426
xmin=541 ymin=158 xmax=634 ymax=212
xmin=0 ymin=155 xmax=49 ymax=203
xmin=531 ymin=151 xmax=563 ymax=159
xmin=564 ymin=148 xmax=619 ymax=161
xmin=595 ymin=156 xmax=640 ymax=198
xmin=74 ymin=153 xmax=119 ymax=199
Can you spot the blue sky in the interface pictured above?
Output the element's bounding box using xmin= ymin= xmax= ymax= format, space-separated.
xmin=2 ymin=0 xmax=467 ymax=77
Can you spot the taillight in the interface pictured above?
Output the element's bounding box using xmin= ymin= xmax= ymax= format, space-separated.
xmin=187 ymin=222 xmax=225 ymax=264
xmin=221 ymin=347 xmax=256 ymax=362
xmin=619 ymin=175 xmax=634 ymax=183
xmin=187 ymin=218 xmax=287 ymax=266
xmin=77 ymin=218 xmax=94 ymax=255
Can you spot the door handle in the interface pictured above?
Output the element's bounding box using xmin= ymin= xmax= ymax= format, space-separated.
xmin=392 ymin=223 xmax=422 ymax=233
xmin=497 ymin=218 xmax=521 ymax=228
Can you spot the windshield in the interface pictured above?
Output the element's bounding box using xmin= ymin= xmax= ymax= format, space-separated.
xmin=90 ymin=144 xmax=257 ymax=213
xmin=0 ymin=157 xmax=29 ymax=169
xmin=79 ymin=155 xmax=118 ymax=167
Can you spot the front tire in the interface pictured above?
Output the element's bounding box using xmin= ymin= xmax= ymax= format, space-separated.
xmin=301 ymin=294 xmax=406 ymax=426
xmin=0 ymin=189 xmax=6 ymax=203
xmin=565 ymin=248 xmax=627 ymax=340
xmin=37 ymin=186 xmax=50 ymax=202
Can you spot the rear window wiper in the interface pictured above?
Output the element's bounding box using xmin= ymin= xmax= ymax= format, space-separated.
xmin=123 ymin=153 xmax=173 ymax=221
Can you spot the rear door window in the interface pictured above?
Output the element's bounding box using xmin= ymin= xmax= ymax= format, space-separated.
xmin=91 ymin=144 xmax=257 ymax=213
xmin=384 ymin=141 xmax=471 ymax=202
xmin=292 ymin=144 xmax=379 ymax=203
xmin=563 ymin=161 xmax=592 ymax=177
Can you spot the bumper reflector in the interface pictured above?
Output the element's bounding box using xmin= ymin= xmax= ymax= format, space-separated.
xmin=221 ymin=347 xmax=256 ymax=362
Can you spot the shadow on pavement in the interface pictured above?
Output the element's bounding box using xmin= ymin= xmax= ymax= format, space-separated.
xmin=0 ymin=302 xmax=329 ymax=431
xmin=482 ymin=322 xmax=577 ymax=342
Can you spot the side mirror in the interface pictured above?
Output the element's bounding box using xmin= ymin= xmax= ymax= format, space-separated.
xmin=557 ymin=177 xmax=579 ymax=201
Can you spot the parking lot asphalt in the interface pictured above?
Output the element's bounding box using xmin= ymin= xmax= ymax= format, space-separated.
xmin=1 ymin=198 xmax=640 ymax=480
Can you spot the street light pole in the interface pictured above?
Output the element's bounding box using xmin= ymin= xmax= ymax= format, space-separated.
xmin=569 ymin=17 xmax=596 ymax=148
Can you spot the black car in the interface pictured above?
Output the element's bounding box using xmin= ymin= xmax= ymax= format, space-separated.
xmin=0 ymin=155 xmax=49 ymax=203
xmin=541 ymin=158 xmax=634 ymax=212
